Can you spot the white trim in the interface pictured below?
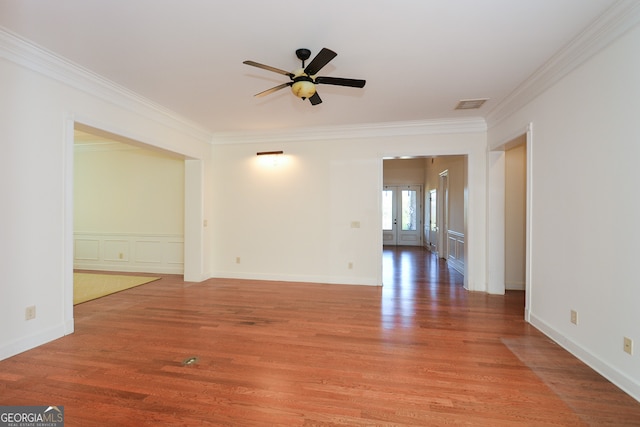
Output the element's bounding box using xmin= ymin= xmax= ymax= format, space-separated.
xmin=524 ymin=124 xmax=534 ymax=324
xmin=487 ymin=1 xmax=640 ymax=127
xmin=211 ymin=118 xmax=487 ymax=145
xmin=63 ymin=118 xmax=75 ymax=335
xmin=0 ymin=324 xmax=67 ymax=362
xmin=530 ymin=313 xmax=640 ymax=402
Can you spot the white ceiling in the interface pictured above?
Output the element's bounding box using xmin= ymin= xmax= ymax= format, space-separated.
xmin=0 ymin=0 xmax=618 ymax=134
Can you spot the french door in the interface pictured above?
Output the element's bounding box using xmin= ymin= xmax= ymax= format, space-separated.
xmin=382 ymin=185 xmax=422 ymax=246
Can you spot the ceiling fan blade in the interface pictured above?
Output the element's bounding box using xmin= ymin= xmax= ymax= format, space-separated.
xmin=315 ymin=76 xmax=366 ymax=88
xmin=304 ymin=48 xmax=337 ymax=76
xmin=309 ymin=92 xmax=322 ymax=105
xmin=243 ymin=60 xmax=294 ymax=78
xmin=254 ymin=82 xmax=291 ymax=97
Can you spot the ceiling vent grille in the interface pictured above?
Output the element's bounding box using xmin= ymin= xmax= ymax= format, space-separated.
xmin=455 ymin=98 xmax=489 ymax=110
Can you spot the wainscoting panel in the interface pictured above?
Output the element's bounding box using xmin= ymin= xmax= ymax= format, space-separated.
xmin=74 ymin=238 xmax=100 ymax=261
xmin=104 ymin=239 xmax=130 ymax=262
xmin=74 ymin=233 xmax=184 ymax=274
xmin=166 ymin=241 xmax=185 ymax=266
xmin=135 ymin=240 xmax=163 ymax=264
xmin=447 ymin=230 xmax=465 ymax=275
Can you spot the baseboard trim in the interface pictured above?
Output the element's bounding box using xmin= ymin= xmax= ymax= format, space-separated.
xmin=75 ymin=263 xmax=184 ymax=275
xmin=529 ymin=312 xmax=640 ymax=402
xmin=505 ymin=281 xmax=525 ymax=291
xmin=0 ymin=324 xmax=66 ymax=361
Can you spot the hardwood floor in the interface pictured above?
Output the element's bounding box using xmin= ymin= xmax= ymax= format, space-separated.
xmin=1 ymin=246 xmax=639 ymax=426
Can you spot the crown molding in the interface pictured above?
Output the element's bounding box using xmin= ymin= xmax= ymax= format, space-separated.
xmin=0 ymin=26 xmax=212 ymax=143
xmin=211 ymin=117 xmax=487 ymax=145
xmin=486 ymin=0 xmax=640 ymax=127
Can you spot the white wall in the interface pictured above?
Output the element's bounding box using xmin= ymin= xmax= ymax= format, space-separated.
xmin=0 ymin=31 xmax=212 ymax=360
xmin=488 ymin=22 xmax=640 ymax=400
xmin=210 ymin=127 xmax=486 ymax=290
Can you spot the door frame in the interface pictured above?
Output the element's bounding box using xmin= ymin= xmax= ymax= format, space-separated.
xmin=64 ymin=118 xmax=207 ymax=336
xmin=437 ymin=170 xmax=449 ymax=259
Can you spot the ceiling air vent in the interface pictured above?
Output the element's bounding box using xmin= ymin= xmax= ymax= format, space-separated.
xmin=455 ymin=98 xmax=488 ymax=110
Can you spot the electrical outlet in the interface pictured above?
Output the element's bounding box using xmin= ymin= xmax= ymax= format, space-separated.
xmin=235 ymin=257 xmax=241 ymax=264
xmin=118 ymin=252 xmax=124 ymax=260
xmin=624 ymin=337 xmax=633 ymax=355
xmin=25 ymin=305 xmax=36 ymax=320
xmin=348 ymin=262 xmax=353 ymax=269
xmin=570 ymin=310 xmax=578 ymax=325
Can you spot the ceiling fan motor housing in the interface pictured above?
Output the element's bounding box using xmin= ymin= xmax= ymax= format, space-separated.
xmin=295 ymin=48 xmax=312 ymax=62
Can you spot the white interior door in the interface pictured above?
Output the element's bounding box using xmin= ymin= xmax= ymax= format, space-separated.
xmin=382 ymin=185 xmax=422 ymax=246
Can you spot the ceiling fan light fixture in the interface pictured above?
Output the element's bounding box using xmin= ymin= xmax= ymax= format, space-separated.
xmin=243 ymin=48 xmax=365 ymax=105
xmin=291 ymin=78 xmax=316 ymax=99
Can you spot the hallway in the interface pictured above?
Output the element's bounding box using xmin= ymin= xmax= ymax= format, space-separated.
xmin=382 ymin=245 xmax=525 ymax=327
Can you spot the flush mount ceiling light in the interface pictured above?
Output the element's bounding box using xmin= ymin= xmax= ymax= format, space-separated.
xmin=256 ymin=151 xmax=284 ymax=156
xmin=455 ymin=98 xmax=489 ymax=110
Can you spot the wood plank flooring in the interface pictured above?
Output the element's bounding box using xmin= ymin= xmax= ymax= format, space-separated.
xmin=1 ymin=247 xmax=639 ymax=426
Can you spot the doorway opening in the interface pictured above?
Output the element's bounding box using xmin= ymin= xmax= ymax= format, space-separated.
xmin=487 ymin=124 xmax=531 ymax=318
xmin=504 ymin=139 xmax=527 ymax=292
xmin=382 ymin=156 xmax=467 ymax=286
xmin=65 ymin=120 xmax=205 ymax=334
xmin=504 ymin=131 xmax=530 ymax=321
xmin=73 ymin=125 xmax=186 ymax=275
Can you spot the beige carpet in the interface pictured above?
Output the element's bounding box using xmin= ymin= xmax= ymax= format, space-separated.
xmin=74 ymin=273 xmax=160 ymax=305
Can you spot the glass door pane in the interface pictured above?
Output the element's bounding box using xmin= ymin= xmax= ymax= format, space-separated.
xmin=382 ymin=190 xmax=394 ymax=230
xmin=401 ymin=190 xmax=417 ymax=231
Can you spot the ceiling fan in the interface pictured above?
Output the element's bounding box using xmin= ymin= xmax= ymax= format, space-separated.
xmin=243 ymin=48 xmax=366 ymax=105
